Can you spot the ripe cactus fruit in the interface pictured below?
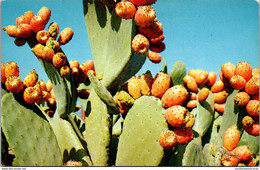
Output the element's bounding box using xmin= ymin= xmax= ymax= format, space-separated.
xmin=46 ymin=80 xmax=52 ymax=92
xmin=211 ymin=80 xmax=224 ymax=93
xmin=2 ymin=25 xmax=20 ymax=38
xmin=129 ymin=0 xmax=147 ymax=6
xmin=151 ymin=72 xmax=171 ymax=98
xmin=229 ymin=75 xmax=246 ymax=90
xmin=242 ymin=115 xmax=253 ymax=128
xmin=221 ymin=151 xmax=239 ymax=166
xmin=58 ymin=27 xmax=74 ymax=45
xmin=36 ymin=30 xmax=50 ymax=44
xmin=24 ymin=11 xmax=34 ymax=24
xmin=223 ymin=125 xmax=240 ymax=151
xmin=149 ymin=42 xmax=165 ymax=53
xmin=246 ymin=100 xmax=259 ymax=117
xmin=60 ymin=65 xmax=71 ymax=78
xmin=23 ymin=69 xmax=38 ymax=87
xmin=5 ymin=61 xmax=19 ymax=78
xmin=139 ymin=70 xmax=153 ymax=95
xmin=186 ymin=79 xmax=198 ymax=93
xmin=219 ymin=70 xmax=231 ymax=87
xmin=173 ymin=127 xmax=193 ymax=145
xmin=232 ymin=145 xmax=252 ymax=162
xmin=37 ymin=7 xmax=51 ymax=25
xmin=16 ymin=24 xmax=33 ymax=38
xmin=5 ymin=76 xmax=24 ymax=93
xmin=30 ymin=15 xmax=46 ymax=33
xmin=147 ymin=51 xmax=162 ymax=63
xmin=213 ymin=90 xmax=228 ymax=104
xmin=164 ymin=105 xmax=190 ymax=127
xmin=1 ymin=62 xmax=6 ymax=84
xmin=139 ymin=20 xmax=163 ymax=40
xmin=214 ymin=103 xmax=225 ymax=113
xmin=132 ymin=34 xmax=150 ymax=54
xmin=221 ymin=62 xmax=235 ymax=80
xmin=115 ymin=1 xmax=136 ymax=19
xmin=31 ymin=44 xmax=54 ymax=62
xmin=245 ymin=76 xmax=259 ymax=95
xmin=48 ymin=22 xmax=59 ymax=39
xmin=14 ymin=38 xmax=27 ymax=46
xmin=234 ymin=61 xmax=252 ymax=82
xmin=206 ymin=72 xmax=217 ymax=86
xmin=46 ymin=39 xmax=60 ymax=52
xmin=183 ymin=75 xmax=195 ymax=84
xmin=233 ymin=92 xmax=250 ymax=106
xmin=161 ymin=85 xmax=188 ymax=107
xmin=23 ymin=85 xmax=42 ymax=104
xmin=194 ymin=70 xmax=208 ymax=86
xmin=198 ymin=87 xmax=209 ymax=103
xmin=146 ymin=0 xmax=157 ymax=5
xmin=244 ymin=122 xmax=259 ymax=136
xmin=159 ymin=130 xmax=177 ymax=150
xmin=52 ymin=52 xmax=67 ymax=68
xmin=186 ymin=100 xmax=197 ymax=109
xmin=116 ymin=90 xmax=135 ymax=106
xmin=64 ymin=160 xmax=83 ymax=166
xmin=134 ymin=6 xmax=156 ymax=27
xmin=185 ymin=113 xmax=195 ymax=128
xmin=83 ymin=60 xmax=95 ymax=75
xmin=39 ymin=79 xmax=47 ymax=92
xmin=127 ymin=75 xmax=142 ymax=99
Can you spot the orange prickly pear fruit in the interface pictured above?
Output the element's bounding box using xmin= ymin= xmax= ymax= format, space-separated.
xmin=5 ymin=76 xmax=24 ymax=93
xmin=14 ymin=38 xmax=27 ymax=47
xmin=34 ymin=82 xmax=43 ymax=105
xmin=151 ymin=72 xmax=171 ymax=98
xmin=115 ymin=1 xmax=136 ymax=19
xmin=173 ymin=127 xmax=194 ymax=145
xmin=42 ymin=91 xmax=51 ymax=102
xmin=187 ymin=69 xmax=197 ymax=79
xmin=37 ymin=7 xmax=51 ymax=25
xmin=221 ymin=62 xmax=235 ymax=80
xmin=5 ymin=61 xmax=19 ymax=78
xmin=198 ymin=87 xmax=209 ymax=103
xmin=232 ymin=145 xmax=252 ymax=162
xmin=23 ymin=85 xmax=42 ymax=104
xmin=246 ymin=100 xmax=259 ymax=117
xmin=60 ymin=66 xmax=71 ymax=78
xmin=83 ymin=60 xmax=95 ymax=72
xmin=64 ymin=160 xmax=83 ymax=166
xmin=233 ymin=92 xmax=250 ymax=106
xmin=221 ymin=151 xmax=239 ymax=166
xmin=234 ymin=61 xmax=252 ymax=82
xmin=46 ymin=80 xmax=52 ymax=92
xmin=159 ymin=130 xmax=177 ymax=150
xmin=149 ymin=42 xmax=165 ymax=53
xmin=206 ymin=72 xmax=217 ymax=87
xmin=214 ymin=103 xmax=225 ymax=113
xmin=195 ymin=70 xmax=208 ymax=86
xmin=252 ymin=67 xmax=259 ymax=76
xmin=69 ymin=60 xmax=79 ymax=69
xmin=189 ymin=92 xmax=197 ymax=100
xmin=16 ymin=24 xmax=33 ymax=38
xmin=223 ymin=124 xmax=240 ymax=151
xmin=36 ymin=30 xmax=50 ymax=44
xmin=58 ymin=28 xmax=74 ymax=45
xmin=16 ymin=16 xmax=26 ymax=26
xmin=186 ymin=100 xmax=197 ymax=109
xmin=148 ymin=33 xmax=164 ymax=44
xmin=147 ymin=51 xmax=162 ymax=63
xmin=42 ymin=46 xmax=55 ymax=62
xmin=139 ymin=70 xmax=153 ymax=95
xmin=219 ymin=70 xmax=231 ymax=87
xmin=129 ymin=0 xmax=147 ymax=6
xmin=164 ymin=105 xmax=190 ymax=127
xmin=213 ymin=90 xmax=228 ymax=104
xmin=30 ymin=15 xmax=46 ymax=33
xmin=242 ymin=115 xmax=254 ymax=128
xmin=132 ymin=34 xmax=150 ymax=54
xmin=127 ymin=75 xmax=142 ymax=99
xmin=186 ymin=79 xmax=198 ymax=93
xmin=52 ymin=52 xmax=67 ymax=68
xmin=185 ymin=114 xmax=195 ymax=128
xmin=24 ymin=11 xmax=34 ymax=24
xmin=245 ymin=76 xmax=259 ymax=95
xmin=31 ymin=44 xmax=50 ymax=61
xmin=183 ymin=75 xmax=195 ymax=84
xmin=251 ymin=92 xmax=259 ymax=101
xmin=39 ymin=79 xmax=47 ymax=92
xmin=161 ymin=85 xmax=188 ymax=108
xmin=46 ymin=39 xmax=60 ymax=52
xmin=77 ymin=65 xmax=88 ymax=83
xmin=1 ymin=62 xmax=6 ymax=84
xmin=211 ymin=80 xmax=224 ymax=93
xmin=71 ymin=67 xmax=79 ymax=81
xmin=139 ymin=20 xmax=163 ymax=40
xmin=244 ymin=122 xmax=259 ymax=136
xmin=134 ymin=6 xmax=156 ymax=27
xmin=2 ymin=25 xmax=20 ymax=38
xmin=229 ymin=75 xmax=246 ymax=90
xmin=48 ymin=22 xmax=59 ymax=39
xmin=23 ymin=69 xmax=38 ymax=88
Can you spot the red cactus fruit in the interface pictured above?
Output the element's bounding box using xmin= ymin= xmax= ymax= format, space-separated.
xmin=229 ymin=75 xmax=246 ymax=90
xmin=58 ymin=27 xmax=74 ymax=45
xmin=211 ymin=80 xmax=224 ymax=93
xmin=14 ymin=38 xmax=27 ymax=47
xmin=77 ymin=89 xmax=91 ymax=99
xmin=221 ymin=62 xmax=235 ymax=80
xmin=147 ymin=51 xmax=162 ymax=63
xmin=127 ymin=75 xmax=142 ymax=99
xmin=16 ymin=16 xmax=26 ymax=26
xmin=173 ymin=127 xmax=194 ymax=145
xmin=52 ymin=52 xmax=67 ymax=68
xmin=30 ymin=15 xmax=46 ymax=33
xmin=221 ymin=151 xmax=239 ymax=166
xmin=149 ymin=42 xmax=165 ymax=53
xmin=139 ymin=70 xmax=153 ymax=95
xmin=234 ymin=61 xmax=252 ymax=82
xmin=134 ymin=6 xmax=156 ymax=27
xmin=151 ymin=72 xmax=171 ymax=98
xmin=245 ymin=76 xmax=259 ymax=95
xmin=1 ymin=62 xmax=6 ymax=84
xmin=5 ymin=61 xmax=19 ymax=78
xmin=64 ymin=160 xmax=83 ymax=166
xmin=83 ymin=60 xmax=95 ymax=74
xmin=244 ymin=122 xmax=259 ymax=136
xmin=60 ymin=65 xmax=71 ymax=78
xmin=233 ymin=92 xmax=250 ymax=106
xmin=148 ymin=33 xmax=164 ymax=44
xmin=246 ymin=100 xmax=259 ymax=117
xmin=24 ymin=11 xmax=34 ymax=24
xmin=115 ymin=1 xmax=136 ymax=19
xmin=37 ymin=7 xmax=51 ymax=25
xmin=186 ymin=79 xmax=198 ymax=93
xmin=69 ymin=60 xmax=80 ymax=69
xmin=2 ymin=25 xmax=20 ymax=38
xmin=232 ymin=145 xmax=252 ymax=162
xmin=161 ymin=85 xmax=188 ymax=108
xmin=198 ymin=87 xmax=209 ymax=103
xmin=5 ymin=76 xmax=24 ymax=93
xmin=46 ymin=39 xmax=60 ymax=52
xmin=129 ymin=0 xmax=147 ymax=6
xmin=164 ymin=105 xmax=190 ymax=127
xmin=242 ymin=115 xmax=253 ymax=128
xmin=213 ymin=90 xmax=228 ymax=104
xmin=251 ymin=92 xmax=259 ymax=101
xmin=139 ymin=20 xmax=163 ymax=40
xmin=36 ymin=30 xmax=50 ymax=44
xmin=77 ymin=65 xmax=88 ymax=83
xmin=132 ymin=34 xmax=150 ymax=54
xmin=223 ymin=124 xmax=240 ymax=151
xmin=146 ymin=0 xmax=157 ymax=5
xmin=206 ymin=71 xmax=217 ymax=87
xmin=48 ymin=22 xmax=59 ymax=39
xmin=195 ymin=70 xmax=208 ymax=86
xmin=214 ymin=103 xmax=225 ymax=113
xmin=186 ymin=100 xmax=197 ymax=109
xmin=23 ymin=69 xmax=38 ymax=88
xmin=159 ymin=130 xmax=177 ymax=150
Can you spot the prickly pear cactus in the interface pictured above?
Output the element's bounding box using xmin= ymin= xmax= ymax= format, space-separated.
xmin=170 ymin=60 xmax=186 ymax=85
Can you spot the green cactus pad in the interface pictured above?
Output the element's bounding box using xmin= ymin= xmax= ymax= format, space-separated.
xmin=214 ymin=146 xmax=227 ymax=166
xmin=84 ymin=89 xmax=113 ymax=166
xmin=166 ymin=145 xmax=187 ymax=166
xmin=162 ymin=57 xmax=167 ymax=74
xmin=83 ymin=0 xmax=145 ymax=89
xmin=206 ymin=113 xmax=222 ymax=144
xmin=192 ymin=90 xmax=215 ymax=137
xmin=1 ymin=93 xmax=63 ymax=166
xmin=170 ymin=60 xmax=186 ymax=86
xmin=1 ymin=87 xmax=8 ymax=98
xmin=202 ymin=143 xmax=216 ymax=166
xmin=115 ymin=96 xmax=168 ymax=166
xmin=238 ymin=131 xmax=259 ymax=155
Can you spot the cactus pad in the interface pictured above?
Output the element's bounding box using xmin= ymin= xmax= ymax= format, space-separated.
xmin=170 ymin=60 xmax=186 ymax=85
xmin=115 ymin=96 xmax=168 ymax=166
xmin=238 ymin=131 xmax=259 ymax=155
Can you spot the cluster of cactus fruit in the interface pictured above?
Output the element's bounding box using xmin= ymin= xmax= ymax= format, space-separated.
xmin=1 ymin=0 xmax=259 ymax=167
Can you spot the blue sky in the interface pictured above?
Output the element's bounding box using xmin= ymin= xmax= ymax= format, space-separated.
xmin=1 ymin=0 xmax=259 ymax=83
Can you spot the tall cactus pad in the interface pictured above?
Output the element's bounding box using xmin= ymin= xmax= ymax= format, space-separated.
xmin=116 ymin=96 xmax=168 ymax=166
xmin=170 ymin=60 xmax=186 ymax=85
xmin=1 ymin=93 xmax=63 ymax=166
xmin=85 ymin=89 xmax=112 ymax=166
